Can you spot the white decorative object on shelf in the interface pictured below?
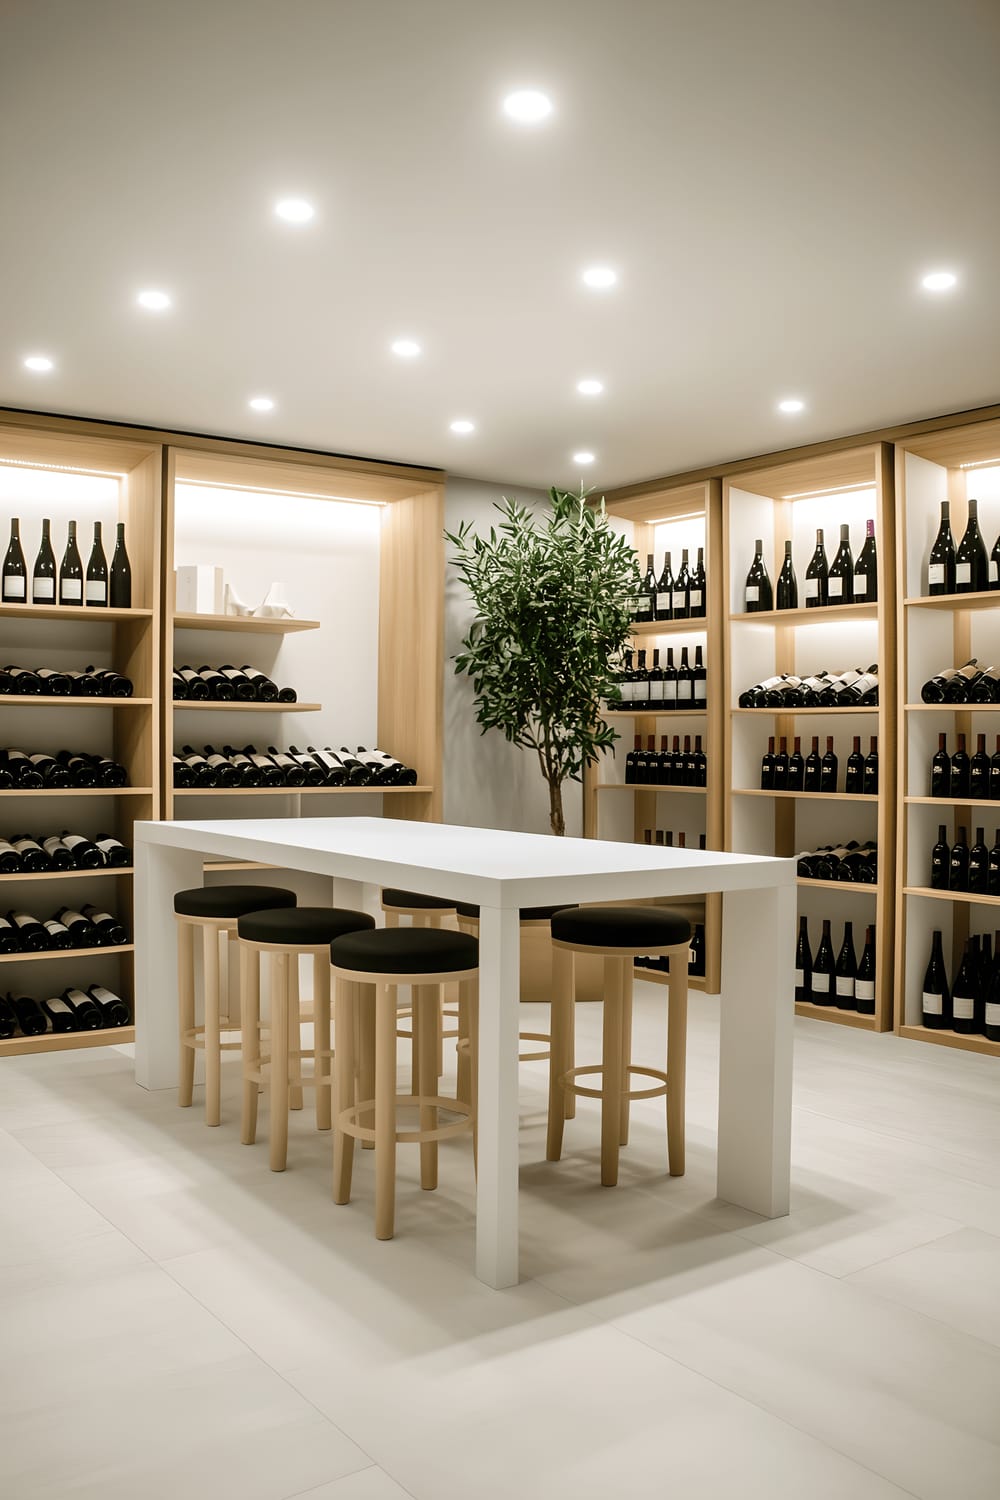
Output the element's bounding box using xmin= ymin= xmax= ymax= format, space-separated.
xmin=223 ymin=582 xmax=253 ymax=617
xmin=176 ymin=565 xmax=224 ymax=615
xmin=254 ymin=582 xmax=294 ymax=619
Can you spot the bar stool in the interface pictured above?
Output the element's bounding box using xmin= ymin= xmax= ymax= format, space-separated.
xmin=174 ymin=884 xmax=297 ymax=1126
xmin=381 ymin=887 xmax=459 ymax=1093
xmin=330 ymin=926 xmax=478 ymax=1241
xmin=546 ymin=905 xmax=690 ymax=1187
xmin=237 ymin=906 xmax=375 ymax=1171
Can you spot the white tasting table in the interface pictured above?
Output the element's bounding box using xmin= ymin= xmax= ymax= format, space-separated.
xmin=134 ymin=817 xmax=796 ymax=1289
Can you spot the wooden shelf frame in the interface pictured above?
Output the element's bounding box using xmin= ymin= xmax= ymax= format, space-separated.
xmin=173 ymin=612 xmax=321 ymax=634
xmin=172 ymin=700 xmax=321 ymax=713
xmin=722 ymin=443 xmax=897 ymax=1030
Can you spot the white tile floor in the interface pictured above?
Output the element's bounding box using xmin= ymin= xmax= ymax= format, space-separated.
xmin=2 ymin=989 xmax=1000 ymax=1500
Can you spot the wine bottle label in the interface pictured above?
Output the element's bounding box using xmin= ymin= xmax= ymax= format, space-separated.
xmin=61 ymin=579 xmax=82 ymax=601
xmin=922 ymin=991 xmax=944 ymax=1015
xmin=85 ymin=910 xmax=114 ymax=925
xmin=745 ymin=585 xmax=759 ymax=603
xmin=689 ymin=590 xmax=702 ymax=608
xmin=986 ymin=1002 xmax=1000 ymax=1025
xmin=855 ymin=981 xmax=876 ymax=1003
xmin=11 ymin=913 xmax=39 ymax=928
xmin=676 ymin=681 xmax=693 ymax=700
xmin=828 ymin=577 xmax=843 ymax=597
xmin=655 ymin=592 xmax=671 ymax=611
xmin=33 ymin=578 xmax=54 ymax=601
xmin=794 ymin=966 xmax=804 ymax=986
xmin=992 ymin=562 xmax=999 ymax=584
xmin=928 ymin=564 xmax=945 ymax=585
xmin=60 ymin=835 xmax=90 ymax=850
xmin=804 ymin=578 xmax=819 ymax=598
xmin=956 ymin=563 xmax=971 ymax=584
xmin=3 ymin=576 xmax=25 ymax=598
xmin=835 ymin=977 xmax=855 ymax=996
xmin=663 ymin=680 xmax=677 ymax=702
xmin=952 ymin=994 xmax=975 ymax=1020
xmin=811 ymin=972 xmax=830 ymax=993
xmin=86 ymin=581 xmax=107 ymax=602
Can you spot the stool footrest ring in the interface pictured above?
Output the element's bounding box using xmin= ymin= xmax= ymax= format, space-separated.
xmin=561 ymin=1062 xmax=669 ymax=1102
xmin=337 ymin=1095 xmax=473 ymax=1145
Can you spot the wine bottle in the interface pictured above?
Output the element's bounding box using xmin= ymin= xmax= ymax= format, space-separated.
xmin=949 ymin=825 xmax=969 ymax=892
xmin=666 ymin=735 xmax=682 ymax=785
xmin=4 ymin=750 xmax=44 ymax=788
xmin=951 ymin=733 xmax=971 ymax=799
xmin=108 ymin=523 xmax=131 ymax=608
xmin=637 ymin=735 xmax=655 ymax=785
xmin=201 ymin=748 xmax=241 ymax=788
xmin=32 ymin=518 xmax=57 ymax=604
xmin=80 ymin=903 xmax=128 ymax=947
xmin=34 ymin=668 xmax=73 ymax=696
xmin=5 ymin=667 xmax=43 ymax=695
xmin=645 ymin=649 xmax=663 ymax=712
xmin=41 ymin=996 xmax=78 ymax=1033
xmin=863 ymin=736 xmax=879 ymax=796
xmin=810 ymin=919 xmax=835 ymax=1006
xmin=951 ymin=940 xmax=977 ymax=1035
xmin=12 ymin=993 xmax=47 ymax=1035
xmin=92 ymin=834 xmax=133 ymax=868
xmin=625 ymin=734 xmax=640 ymax=784
xmin=336 ymin=748 xmax=374 ymax=785
xmin=661 ymin=648 xmax=677 ymax=712
xmin=87 ymin=984 xmax=131 ymax=1027
xmin=820 ymin=736 xmax=838 ymax=794
xmin=173 ymin=755 xmax=194 ymax=788
xmin=0 ymin=914 xmax=23 ymax=954
xmin=172 ymin=668 xmax=188 ymax=701
xmin=804 ymin=528 xmax=829 ymax=609
xmin=775 ymin=540 xmax=797 ymax=611
xmin=922 ymin=660 xmax=977 ymax=704
xmin=220 ymin=745 xmax=264 ymax=787
xmin=794 ymin=915 xmax=812 ymax=1003
xmin=654 ymin=552 xmax=674 ymax=623
xmin=969 ymin=826 xmax=990 ymax=895
xmin=12 ymin=834 xmax=55 ymax=871
xmin=85 ymin=521 xmax=109 ymax=607
xmin=675 ymin=647 xmax=694 ymax=709
xmin=0 ymin=838 xmax=23 ymax=874
xmin=240 ymin=665 xmax=280 ymax=703
xmin=688 ymin=547 xmax=706 ymax=618
xmin=803 ymin=736 xmax=821 ymax=793
xmin=985 ymin=945 xmax=1000 ymax=1042
xmin=217 ymin=665 xmax=257 ymax=701
xmin=179 ymin=745 xmax=219 ymax=788
xmin=786 ymin=736 xmax=804 ymax=791
xmin=834 ymin=921 xmax=858 ymax=1010
xmin=61 ymin=987 xmax=104 ymax=1030
xmin=88 ymin=667 xmax=133 ymax=699
xmin=691 ymin=645 xmax=706 ymax=711
xmin=61 ymin=832 xmax=108 ymax=869
xmin=927 ymin=501 xmax=956 ymax=595
xmin=930 ymin=824 xmax=949 ymax=890
xmin=176 ymin=666 xmax=210 ymax=700
xmin=81 ymin=753 xmax=128 ymax=789
xmin=827 ymin=524 xmax=854 ymax=606
xmin=922 ymin=930 xmax=951 ymax=1028
xmin=688 ymin=924 xmax=706 ymax=977
xmin=672 ymin=549 xmax=691 ymax=621
xmin=632 ymin=649 xmax=649 ymax=709
xmin=282 ymin=746 xmax=326 ymax=786
xmin=1 ymin=519 xmax=27 ymax=603
xmin=41 ymin=918 xmax=73 ymax=951
xmin=691 ymin=735 xmax=707 ymax=788
xmin=942 ymin=659 xmax=983 ymax=703
xmin=844 ymin=736 xmax=864 ymax=796
xmin=990 ymin=830 xmax=1000 ymax=898
xmin=989 ymin=528 xmax=1000 ymax=591
xmin=58 ymin=520 xmax=84 ymax=605
xmin=743 ymin=540 xmax=772 ymax=613
xmin=635 ymin=553 xmax=656 ymax=623
xmin=968 ymin=665 xmax=1000 ymax=704
xmin=761 ymin=736 xmax=775 ymax=790
xmin=931 ymin=733 xmax=951 ymax=798
xmin=854 ymin=520 xmax=878 ymax=604
xmin=971 ymin=733 xmax=991 ymax=800
xmin=955 ymin=498 xmax=988 ymax=594
xmin=652 ymin=735 xmax=667 ymax=785
xmin=305 ymin=747 xmax=352 ymax=786
xmin=197 ymin=667 xmax=236 ymax=702
xmin=53 ymin=907 xmax=102 ymax=947
xmin=0 ymin=996 xmax=16 ymax=1040
xmin=7 ymin=911 xmax=51 ymax=953
xmin=26 ymin=752 xmax=68 ymax=789
xmin=772 ymin=736 xmax=789 ymax=791
xmin=855 ymin=926 xmax=877 ymax=1015
xmin=239 ymin=745 xmax=285 ymax=787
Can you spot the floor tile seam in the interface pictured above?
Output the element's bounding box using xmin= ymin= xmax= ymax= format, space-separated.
xmin=284 ymin=1463 xmax=419 ymax=1500
xmin=727 ymin=1216 xmax=968 ymax=1278
xmin=790 ymin=1105 xmax=1000 ymax=1176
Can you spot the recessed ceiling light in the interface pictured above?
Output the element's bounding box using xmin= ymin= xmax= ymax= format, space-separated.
xmin=582 ymin=266 xmax=617 ymax=289
xmin=391 ymin=338 xmax=421 ymax=358
xmin=577 ymin=378 xmax=604 ymax=396
xmin=573 ymin=450 xmax=595 ymax=465
xmin=248 ymin=396 xmax=275 ymax=412
xmin=450 ymin=419 xmax=475 ymax=434
xmin=922 ymin=269 xmax=957 ymax=292
xmin=274 ymin=198 xmax=315 ymax=224
xmin=778 ymin=397 xmax=805 ymax=414
xmin=502 ymin=89 xmax=554 ymax=124
xmin=23 ymin=355 xmax=54 ymax=372
xmin=137 ymin=289 xmax=171 ymax=311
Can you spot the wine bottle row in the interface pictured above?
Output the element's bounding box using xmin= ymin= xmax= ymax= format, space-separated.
xmin=921 ymin=658 xmax=1000 ymax=704
xmin=0 ymin=985 xmax=131 ymax=1037
xmin=173 ymin=665 xmax=296 ymax=703
xmin=796 ymin=841 xmax=878 ymax=884
xmin=760 ymin=736 xmax=879 ymax=794
xmin=0 ymin=832 xmax=131 ymax=874
xmin=2 ymin=518 xmax=131 ymax=607
xmin=929 ymin=734 xmax=1000 ymax=800
xmin=0 ymin=904 xmax=128 ymax=954
xmin=0 ymin=665 xmax=134 ymax=698
xmin=795 ymin=918 xmax=876 ymax=1014
xmin=635 ymin=923 xmax=706 ymax=978
xmin=624 ymin=735 xmax=707 ymax=787
xmin=611 ymin=647 xmax=707 ymax=711
xmin=0 ymin=750 xmax=129 ymax=790
xmin=172 ymin=744 xmax=418 ymax=790
xmin=925 ymin=499 xmax=1000 ymax=595
xmin=744 ymin=522 xmax=878 ymax=613
xmin=922 ymin=930 xmax=1000 ymax=1038
xmin=738 ymin=666 xmax=878 ymax=709
xmin=632 ymin=548 xmax=707 ymax=624
xmin=929 ymin=824 xmax=1000 ymax=895
xmin=642 ymin=830 xmax=706 ymax=851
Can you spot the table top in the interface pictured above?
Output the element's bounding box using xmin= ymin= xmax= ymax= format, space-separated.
xmin=136 ymin=817 xmax=794 ymax=907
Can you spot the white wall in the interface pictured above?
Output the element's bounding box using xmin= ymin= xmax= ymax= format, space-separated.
xmin=443 ymin=476 xmax=583 ymax=836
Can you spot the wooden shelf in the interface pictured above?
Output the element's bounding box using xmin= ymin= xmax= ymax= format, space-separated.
xmin=905 ymin=702 xmax=1000 ymax=711
xmin=731 ymin=705 xmax=878 ymax=715
xmin=734 ymin=788 xmax=878 ymax=803
xmin=172 ymin=700 xmax=321 ymax=713
xmin=174 ymin=784 xmax=433 ymax=797
xmin=0 ymin=787 xmax=153 ymax=798
xmin=904 ymin=885 xmax=1000 ymax=906
xmin=0 ymin=943 xmax=132 ymax=965
xmin=797 ymin=876 xmax=877 ymax=893
xmin=173 ymin=612 xmax=321 ymax=634
xmin=627 ymin=618 xmax=709 ymax=637
xmin=898 ymin=1023 xmax=1000 ymax=1058
xmin=795 ymin=1001 xmax=877 ymax=1029
xmin=0 ymin=867 xmax=131 ymax=884
xmin=603 ymin=709 xmax=707 ymax=719
xmin=905 ymin=795 xmax=1000 ymax=807
xmin=0 ymin=696 xmax=152 ymax=708
xmin=594 ymin=783 xmax=707 ymax=796
xmin=0 ymin=1024 xmax=134 ymax=1057
xmin=0 ymin=603 xmax=153 ymax=623
xmin=905 ymin=591 xmax=1000 ymax=613
xmin=730 ymin=602 xmax=879 ymax=625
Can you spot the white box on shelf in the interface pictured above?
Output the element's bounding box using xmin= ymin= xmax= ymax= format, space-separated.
xmin=175 ymin=565 xmax=224 ymax=615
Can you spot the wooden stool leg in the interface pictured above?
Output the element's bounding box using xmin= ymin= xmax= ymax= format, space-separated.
xmin=620 ymin=961 xmax=634 ymax=1147
xmin=666 ymin=945 xmax=689 ymax=1177
xmin=240 ymin=944 xmax=261 ymax=1144
xmin=314 ymin=954 xmax=332 ymax=1131
xmin=202 ymin=924 xmax=222 ymax=1127
xmin=270 ymin=953 xmax=290 ymax=1171
xmin=177 ymin=921 xmax=195 ymax=1108
xmin=415 ymin=984 xmax=438 ymax=1191
xmin=360 ymin=983 xmax=376 ymax=1149
xmin=564 ymin=956 xmax=577 ymax=1121
xmin=288 ymin=954 xmax=304 ymax=1111
xmin=546 ymin=945 xmax=574 ymax=1161
xmin=333 ymin=978 xmax=357 ymax=1204
xmin=601 ymin=958 xmax=624 ymax=1187
xmin=456 ymin=985 xmax=471 ymax=1107
xmin=374 ymin=982 xmax=398 ymax=1240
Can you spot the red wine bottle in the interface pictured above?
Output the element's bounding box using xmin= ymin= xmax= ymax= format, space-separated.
xmin=85 ymin=522 xmax=109 ymax=607
xmin=854 ymin=520 xmax=878 ymax=603
xmin=834 ymin=920 xmax=857 ymax=1010
xmin=108 ymin=523 xmax=132 ymax=608
xmin=951 ymin=734 xmax=971 ymax=798
xmin=41 ymin=996 xmax=78 ymax=1033
xmin=58 ymin=521 xmax=84 ymax=605
xmin=2 ymin=518 xmax=27 ymax=603
xmin=855 ymin=926 xmax=877 ymax=1015
xmin=863 ymin=737 xmax=879 ymax=796
xmin=950 ymin=940 xmax=977 ymax=1034
xmin=927 ymin=501 xmax=956 ymax=595
xmin=775 ymin=539 xmax=797 ymax=610
xmin=804 ymin=529 xmax=829 ymax=608
xmin=827 ymin=524 xmax=854 ymax=606
xmin=744 ymin=540 xmax=772 ymax=613
xmin=930 ymin=824 xmax=949 ymax=890
xmin=955 ymin=498 xmax=988 ymax=594
xmin=922 ymin=930 xmax=950 ymax=1028
xmin=32 ymin=518 xmax=56 ymax=604
xmin=844 ymin=736 xmax=864 ymax=795
xmin=931 ymin=733 xmax=951 ymax=797
xmin=688 ymin=547 xmax=706 ymax=618
xmin=820 ymin=737 xmax=838 ymax=793
xmin=810 ymin=919 xmax=835 ymax=1006
xmin=969 ymin=827 xmax=989 ymax=895
xmin=761 ymin=736 xmax=775 ymax=790
xmin=794 ymin=915 xmax=812 ymax=1003
xmin=948 ymin=825 xmax=969 ymax=891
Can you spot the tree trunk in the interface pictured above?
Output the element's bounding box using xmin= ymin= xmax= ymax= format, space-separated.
xmin=548 ymin=776 xmax=565 ymax=837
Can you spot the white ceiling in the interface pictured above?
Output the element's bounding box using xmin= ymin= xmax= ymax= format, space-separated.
xmin=2 ymin=0 xmax=999 ymax=491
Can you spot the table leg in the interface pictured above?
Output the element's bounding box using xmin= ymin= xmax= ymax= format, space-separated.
xmin=717 ymin=882 xmax=795 ymax=1217
xmin=475 ymin=904 xmax=521 ymax=1288
xmin=135 ymin=839 xmax=204 ymax=1091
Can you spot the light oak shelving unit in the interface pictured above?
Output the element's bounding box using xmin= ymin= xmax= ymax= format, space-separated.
xmin=895 ymin=415 xmax=1000 ymax=1057
xmin=0 ymin=412 xmax=161 ymax=1055
xmin=586 ymin=479 xmax=724 ymax=994
xmin=722 ymin=444 xmax=896 ymax=1031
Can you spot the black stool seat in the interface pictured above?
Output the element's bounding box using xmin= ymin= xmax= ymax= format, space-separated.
xmin=454 ymin=900 xmax=578 ymax=923
xmin=238 ymin=906 xmax=375 ymax=945
xmin=381 ymin=887 xmax=456 ymax=911
xmin=331 ymin=927 xmax=478 ymax=975
xmin=551 ymin=905 xmax=691 ymax=950
xmin=174 ymin=884 xmax=297 ymax=920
